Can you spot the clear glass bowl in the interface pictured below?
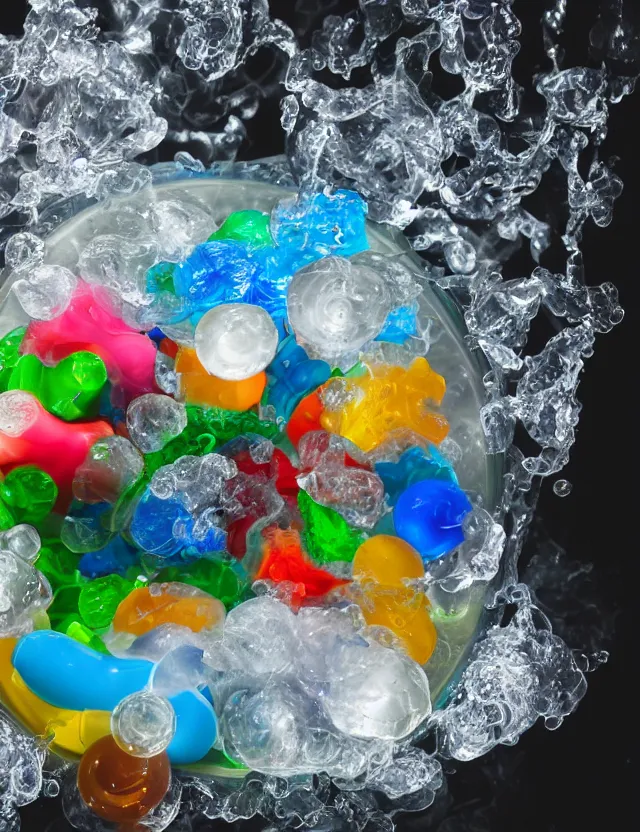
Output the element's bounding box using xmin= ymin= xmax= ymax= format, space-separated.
xmin=0 ymin=158 xmax=500 ymax=776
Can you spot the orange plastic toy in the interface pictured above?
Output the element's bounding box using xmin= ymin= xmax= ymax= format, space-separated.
xmin=111 ymin=582 xmax=225 ymax=637
xmin=351 ymin=534 xmax=437 ymax=664
xmin=256 ymin=526 xmax=350 ymax=608
xmin=286 ymin=390 xmax=324 ymax=447
xmin=175 ymin=347 xmax=266 ymax=411
xmin=77 ymin=734 xmax=170 ymax=822
xmin=320 ymin=357 xmax=449 ymax=453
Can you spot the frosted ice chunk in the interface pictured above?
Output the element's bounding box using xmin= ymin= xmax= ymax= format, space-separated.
xmin=0 ymin=391 xmax=40 ymax=437
xmin=149 ymin=452 xmax=237 ymax=515
xmin=12 ymin=265 xmax=77 ymax=321
xmin=208 ymin=596 xmax=299 ymax=677
xmin=219 ymin=678 xmax=390 ymax=779
xmin=323 ymin=640 xmax=431 ymax=740
xmin=149 ymin=197 xmax=215 ymax=262
xmin=297 ymin=467 xmax=385 ymax=529
xmin=287 ymin=256 xmax=392 ymax=359
xmin=78 ymin=235 xmax=159 ymax=310
xmin=220 ymin=681 xmax=307 ymax=773
xmin=4 ymin=233 xmax=45 ymax=272
xmin=195 ymin=303 xmax=278 ymax=381
xmin=155 ymin=351 xmax=179 ymax=396
xmin=126 ymin=394 xmax=188 ymax=454
xmin=0 ymin=525 xmax=41 ymax=564
xmin=0 ymin=549 xmax=51 ymax=637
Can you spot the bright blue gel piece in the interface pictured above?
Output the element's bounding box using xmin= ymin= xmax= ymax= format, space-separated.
xmin=12 ymin=631 xmax=218 ymax=764
xmin=271 ymin=190 xmax=369 ymax=258
xmin=131 ymin=489 xmax=226 ymax=560
xmin=166 ymin=689 xmax=218 ymax=765
xmin=393 ymin=479 xmax=472 ymax=561
xmin=147 ymin=327 xmax=166 ymax=342
xmin=172 ymin=240 xmax=259 ymax=313
xmin=375 ymin=445 xmax=458 ymax=506
xmin=78 ymin=536 xmax=139 ymax=578
xmin=375 ymin=303 xmax=419 ymax=344
xmin=130 ymin=490 xmax=187 ymax=558
xmin=266 ymin=334 xmax=331 ymax=420
xmin=174 ymin=515 xmax=227 ymax=557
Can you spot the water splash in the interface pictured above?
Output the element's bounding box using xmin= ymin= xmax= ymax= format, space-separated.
xmin=0 ymin=0 xmax=636 ymax=829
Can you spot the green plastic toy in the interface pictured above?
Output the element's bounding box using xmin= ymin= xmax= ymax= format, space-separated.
xmin=0 ymin=326 xmax=27 ymax=391
xmin=208 ymin=210 xmax=272 ymax=248
xmin=0 ymin=465 xmax=58 ymax=525
xmin=6 ymin=351 xmax=108 ymax=420
xmin=298 ymin=490 xmax=364 ymax=564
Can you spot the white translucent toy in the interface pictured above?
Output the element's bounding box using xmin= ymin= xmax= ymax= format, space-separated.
xmin=194 ymin=302 xmax=278 ymax=380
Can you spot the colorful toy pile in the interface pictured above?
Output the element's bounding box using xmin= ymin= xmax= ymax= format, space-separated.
xmin=0 ymin=189 xmax=474 ymax=823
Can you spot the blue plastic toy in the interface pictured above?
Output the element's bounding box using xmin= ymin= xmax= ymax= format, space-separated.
xmin=78 ymin=536 xmax=139 ymax=578
xmin=266 ymin=334 xmax=331 ymax=420
xmin=375 ymin=445 xmax=458 ymax=506
xmin=12 ymin=631 xmax=217 ymax=765
xmin=375 ymin=303 xmax=418 ymax=344
xmin=393 ymin=478 xmax=472 ymax=561
xmin=130 ymin=488 xmax=226 ymax=559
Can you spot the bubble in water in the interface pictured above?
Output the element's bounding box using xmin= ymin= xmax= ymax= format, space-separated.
xmin=553 ymin=479 xmax=573 ymax=497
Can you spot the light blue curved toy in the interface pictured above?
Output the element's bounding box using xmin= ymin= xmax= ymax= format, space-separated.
xmin=12 ymin=631 xmax=217 ymax=765
xmin=375 ymin=445 xmax=458 ymax=506
xmin=266 ymin=334 xmax=331 ymax=420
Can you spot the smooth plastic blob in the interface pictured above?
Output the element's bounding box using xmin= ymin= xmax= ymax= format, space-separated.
xmin=194 ymin=302 xmax=278 ymax=380
xmin=393 ymin=479 xmax=473 ymax=561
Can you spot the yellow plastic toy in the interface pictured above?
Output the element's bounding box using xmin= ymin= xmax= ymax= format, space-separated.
xmin=0 ymin=637 xmax=110 ymax=757
xmin=351 ymin=535 xmax=437 ymax=664
xmin=176 ymin=347 xmax=266 ymax=411
xmin=320 ymin=357 xmax=449 ymax=452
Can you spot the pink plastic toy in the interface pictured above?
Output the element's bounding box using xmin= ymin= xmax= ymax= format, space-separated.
xmin=0 ymin=390 xmax=114 ymax=507
xmin=21 ymin=282 xmax=158 ymax=398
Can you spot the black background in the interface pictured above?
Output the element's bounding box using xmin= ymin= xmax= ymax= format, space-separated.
xmin=1 ymin=1 xmax=637 ymax=830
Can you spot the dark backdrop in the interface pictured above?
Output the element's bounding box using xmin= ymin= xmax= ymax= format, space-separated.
xmin=1 ymin=1 xmax=637 ymax=830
